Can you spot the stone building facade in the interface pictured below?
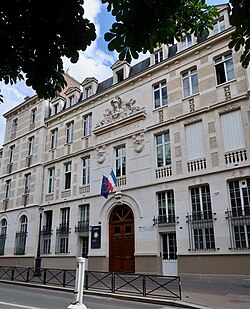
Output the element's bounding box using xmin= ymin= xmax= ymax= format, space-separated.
xmin=0 ymin=5 xmax=250 ymax=280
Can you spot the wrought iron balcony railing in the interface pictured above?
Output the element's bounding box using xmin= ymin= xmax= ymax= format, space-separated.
xmin=75 ymin=220 xmax=89 ymax=233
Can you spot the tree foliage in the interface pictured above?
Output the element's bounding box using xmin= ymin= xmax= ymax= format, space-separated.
xmin=228 ymin=0 xmax=250 ymax=69
xmin=0 ymin=0 xmax=249 ymax=104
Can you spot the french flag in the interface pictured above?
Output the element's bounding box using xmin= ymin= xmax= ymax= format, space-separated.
xmin=107 ymin=169 xmax=117 ymax=192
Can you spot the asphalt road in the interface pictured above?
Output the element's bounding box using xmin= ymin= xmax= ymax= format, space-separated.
xmin=0 ymin=282 xmax=176 ymax=309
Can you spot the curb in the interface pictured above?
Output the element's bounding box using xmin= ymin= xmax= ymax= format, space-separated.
xmin=0 ymin=279 xmax=214 ymax=309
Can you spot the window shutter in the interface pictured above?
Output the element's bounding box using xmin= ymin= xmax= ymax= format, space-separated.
xmin=221 ymin=110 xmax=245 ymax=151
xmin=186 ymin=122 xmax=205 ymax=160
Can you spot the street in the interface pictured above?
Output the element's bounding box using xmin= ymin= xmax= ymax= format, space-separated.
xmin=0 ymin=282 xmax=177 ymax=309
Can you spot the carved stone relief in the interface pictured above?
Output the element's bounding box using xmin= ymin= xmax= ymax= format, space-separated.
xmin=96 ymin=145 xmax=106 ymax=164
xmin=95 ymin=95 xmax=145 ymax=128
xmin=132 ymin=133 xmax=145 ymax=153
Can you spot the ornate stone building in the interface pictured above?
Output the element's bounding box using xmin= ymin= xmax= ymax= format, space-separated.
xmin=0 ymin=4 xmax=250 ymax=281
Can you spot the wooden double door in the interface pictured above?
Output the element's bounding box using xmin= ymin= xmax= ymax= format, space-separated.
xmin=109 ymin=205 xmax=135 ymax=273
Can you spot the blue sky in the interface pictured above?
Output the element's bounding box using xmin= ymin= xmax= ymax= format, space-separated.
xmin=0 ymin=0 xmax=226 ymax=146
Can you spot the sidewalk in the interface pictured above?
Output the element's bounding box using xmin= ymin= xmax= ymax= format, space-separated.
xmin=179 ymin=277 xmax=250 ymax=309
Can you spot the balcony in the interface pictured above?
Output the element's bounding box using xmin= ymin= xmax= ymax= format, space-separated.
xmin=42 ymin=225 xmax=52 ymax=236
xmin=153 ymin=215 xmax=177 ymax=225
xmin=155 ymin=166 xmax=172 ymax=179
xmin=187 ymin=158 xmax=206 ymax=172
xmin=75 ymin=220 xmax=89 ymax=233
xmin=56 ymin=223 xmax=70 ymax=234
xmin=224 ymin=149 xmax=247 ymax=165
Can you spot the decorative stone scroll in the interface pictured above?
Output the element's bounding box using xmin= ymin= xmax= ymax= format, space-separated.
xmin=95 ymin=95 xmax=145 ymax=128
xmin=132 ymin=133 xmax=145 ymax=153
xmin=96 ymin=145 xmax=106 ymax=164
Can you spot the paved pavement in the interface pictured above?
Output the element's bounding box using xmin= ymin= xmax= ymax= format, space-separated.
xmin=1 ymin=276 xmax=250 ymax=309
xmin=179 ymin=277 xmax=250 ymax=309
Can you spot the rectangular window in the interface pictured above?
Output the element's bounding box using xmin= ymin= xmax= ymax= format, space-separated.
xmin=221 ymin=110 xmax=245 ymax=152
xmin=158 ymin=190 xmax=175 ymax=224
xmin=229 ymin=179 xmax=250 ymax=217
xmin=153 ymin=81 xmax=168 ymax=109
xmin=66 ymin=121 xmax=74 ymax=143
xmin=27 ymin=136 xmax=34 ymax=156
xmin=51 ymin=129 xmax=58 ymax=149
xmin=81 ymin=237 xmax=89 ymax=258
xmin=54 ymin=103 xmax=59 ymax=114
xmin=186 ymin=121 xmax=205 ymax=160
xmin=156 ymin=132 xmax=171 ymax=167
xmin=9 ymin=145 xmax=15 ymax=163
xmin=115 ymin=145 xmax=126 ymax=177
xmin=154 ymin=49 xmax=163 ymax=64
xmin=82 ymin=157 xmax=90 ymax=186
xmin=116 ymin=69 xmax=124 ymax=82
xmin=5 ymin=180 xmax=11 ymax=199
xmin=64 ymin=162 xmax=71 ymax=190
xmin=47 ymin=167 xmax=55 ymax=193
xmin=85 ymin=86 xmax=92 ymax=98
xmin=213 ymin=17 xmax=225 ymax=35
xmin=182 ymin=35 xmax=192 ymax=49
xmin=182 ymin=68 xmax=199 ymax=98
xmin=59 ymin=237 xmax=69 ymax=253
xmin=83 ymin=113 xmax=92 ymax=136
xmin=162 ymin=233 xmax=177 ymax=260
xmin=68 ymin=95 xmax=75 ymax=106
xmin=215 ymin=52 xmax=235 ymax=85
xmin=188 ymin=185 xmax=215 ymax=250
xmin=12 ymin=119 xmax=18 ymax=133
xmin=31 ymin=108 xmax=36 ymax=124
xmin=24 ymin=173 xmax=31 ymax=194
xmin=80 ymin=204 xmax=90 ymax=222
xmin=61 ymin=207 xmax=70 ymax=228
xmin=191 ymin=185 xmax=213 ymax=220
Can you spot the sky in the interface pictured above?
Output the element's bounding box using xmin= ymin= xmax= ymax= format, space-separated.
xmin=0 ymin=0 xmax=226 ymax=147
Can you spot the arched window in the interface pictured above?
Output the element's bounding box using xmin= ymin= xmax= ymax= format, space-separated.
xmin=15 ymin=215 xmax=28 ymax=255
xmin=0 ymin=218 xmax=7 ymax=255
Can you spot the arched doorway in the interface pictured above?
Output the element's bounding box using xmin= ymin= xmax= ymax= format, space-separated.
xmin=109 ymin=205 xmax=135 ymax=273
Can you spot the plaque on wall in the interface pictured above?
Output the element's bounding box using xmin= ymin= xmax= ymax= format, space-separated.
xmin=91 ymin=226 xmax=101 ymax=249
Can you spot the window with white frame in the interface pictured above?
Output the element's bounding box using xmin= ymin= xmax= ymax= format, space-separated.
xmin=12 ymin=119 xmax=18 ymax=133
xmin=66 ymin=121 xmax=74 ymax=143
xmin=220 ymin=110 xmax=245 ymax=152
xmin=115 ymin=145 xmax=126 ymax=177
xmin=9 ymin=145 xmax=15 ymax=163
xmin=57 ymin=207 xmax=70 ymax=254
xmin=116 ymin=69 xmax=124 ymax=82
xmin=54 ymin=103 xmax=59 ymax=114
xmin=182 ymin=68 xmax=199 ymax=98
xmin=227 ymin=178 xmax=250 ymax=249
xmin=188 ymin=185 xmax=216 ymax=251
xmin=191 ymin=185 xmax=213 ymax=220
xmin=81 ymin=157 xmax=90 ymax=186
xmin=213 ymin=17 xmax=225 ymax=35
xmin=153 ymin=81 xmax=168 ymax=109
xmin=85 ymin=86 xmax=92 ymax=98
xmin=182 ymin=35 xmax=192 ymax=49
xmin=5 ymin=180 xmax=11 ymax=199
xmin=154 ymin=49 xmax=163 ymax=64
xmin=30 ymin=108 xmax=36 ymax=124
xmin=185 ymin=121 xmax=205 ymax=160
xmin=68 ymin=95 xmax=75 ymax=106
xmin=61 ymin=207 xmax=70 ymax=228
xmin=27 ymin=136 xmax=34 ymax=156
xmin=83 ymin=113 xmax=92 ymax=136
xmin=47 ymin=167 xmax=55 ymax=193
xmin=51 ymin=129 xmax=58 ymax=149
xmin=156 ymin=132 xmax=171 ymax=167
xmin=162 ymin=233 xmax=177 ymax=260
xmin=24 ymin=173 xmax=31 ymax=194
xmin=80 ymin=204 xmax=89 ymax=222
xmin=64 ymin=162 xmax=71 ymax=190
xmin=157 ymin=190 xmax=175 ymax=224
xmin=214 ymin=52 xmax=235 ymax=85
xmin=0 ymin=218 xmax=7 ymax=255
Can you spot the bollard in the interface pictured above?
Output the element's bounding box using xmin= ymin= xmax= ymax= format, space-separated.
xmin=67 ymin=257 xmax=88 ymax=309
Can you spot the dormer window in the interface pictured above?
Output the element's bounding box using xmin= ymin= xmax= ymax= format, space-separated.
xmin=54 ymin=103 xmax=59 ymax=114
xmin=182 ymin=35 xmax=192 ymax=49
xmin=154 ymin=49 xmax=163 ymax=64
xmin=116 ymin=69 xmax=124 ymax=82
xmin=85 ymin=86 xmax=92 ymax=98
xmin=68 ymin=95 xmax=75 ymax=106
xmin=213 ymin=17 xmax=225 ymax=35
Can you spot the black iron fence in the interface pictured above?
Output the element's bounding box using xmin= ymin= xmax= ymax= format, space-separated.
xmin=0 ymin=266 xmax=181 ymax=300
